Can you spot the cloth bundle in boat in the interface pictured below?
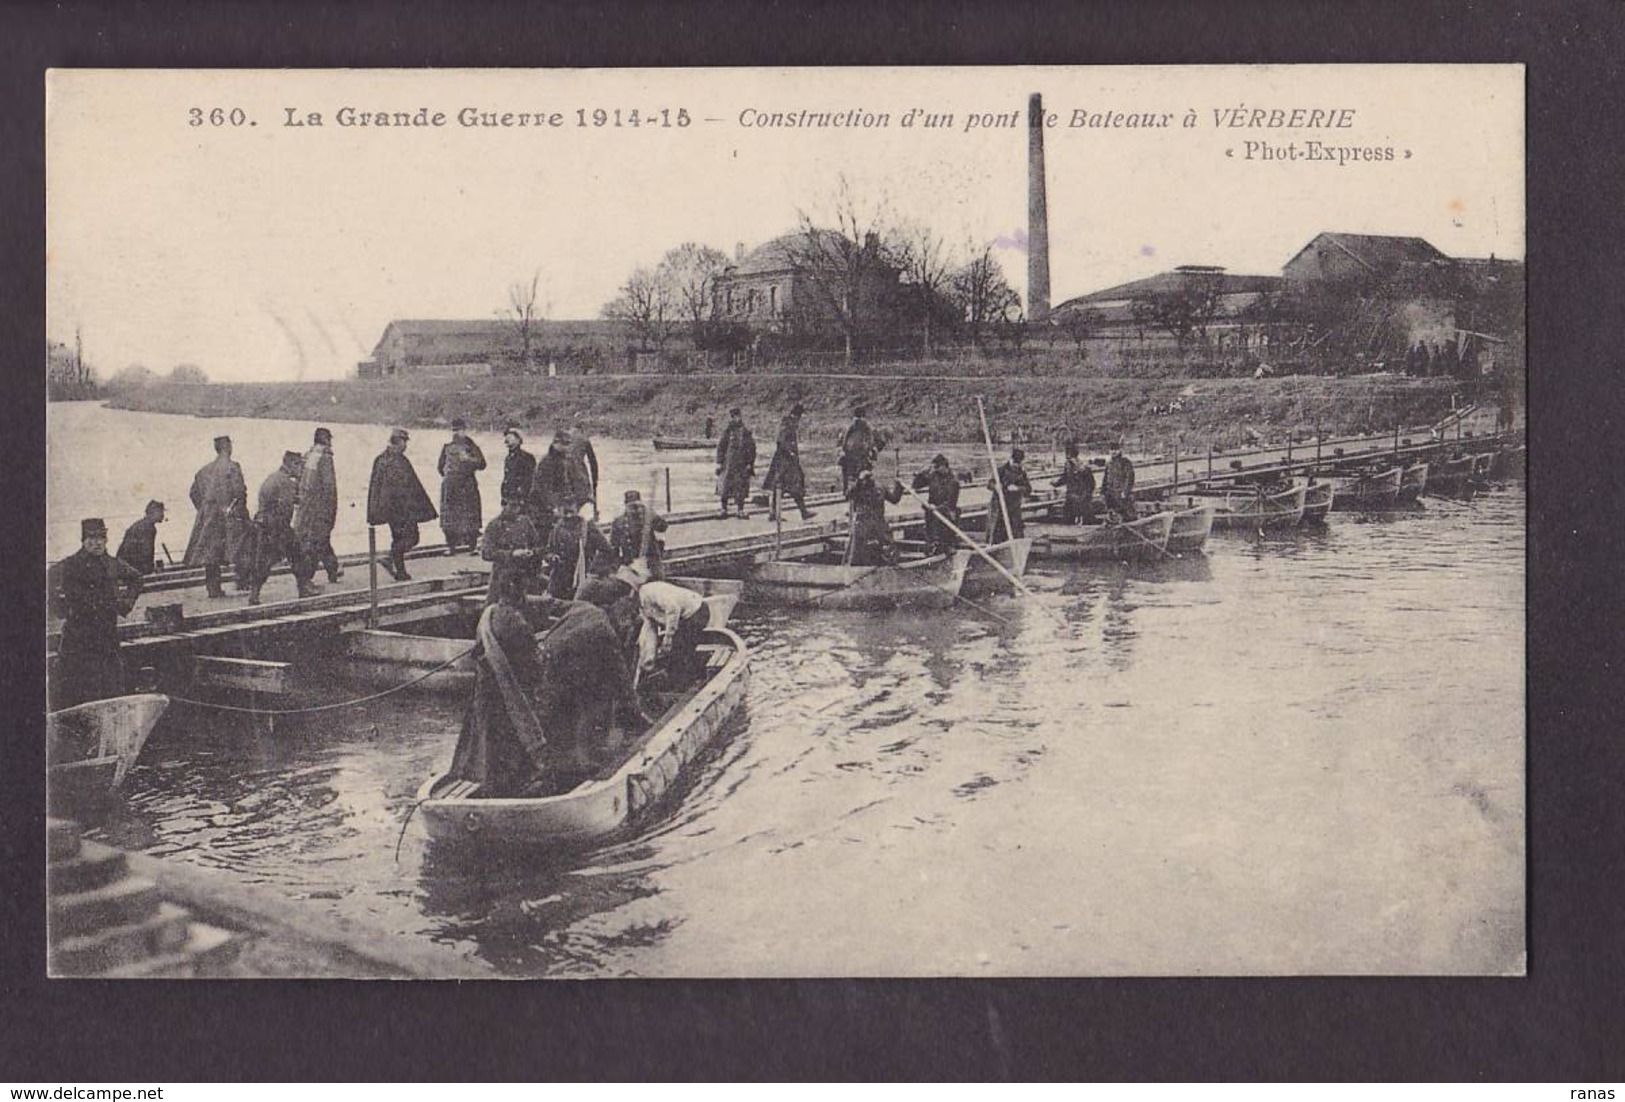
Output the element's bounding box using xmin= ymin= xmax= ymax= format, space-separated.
xmin=447 ymin=605 xmax=549 ymax=798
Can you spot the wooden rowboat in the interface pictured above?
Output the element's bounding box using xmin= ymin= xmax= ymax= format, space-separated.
xmin=1163 ymin=504 xmax=1216 ymax=554
xmin=1027 ymin=510 xmax=1174 ymax=562
xmin=416 ymin=626 xmax=750 ymax=849
xmin=1186 ymin=483 xmax=1307 ymax=530
xmin=340 ymin=593 xmax=740 ymax=693
xmin=742 ymin=549 xmax=972 ymax=610
xmin=652 ymin=437 xmax=716 ymax=451
xmin=1398 ymin=462 xmax=1429 ymax=503
xmin=959 ymin=538 xmax=1033 ymax=597
xmin=1328 ymin=466 xmax=1403 ymax=511
xmin=1422 ymin=455 xmax=1475 ymax=497
xmin=47 ymin=693 xmax=169 ymax=805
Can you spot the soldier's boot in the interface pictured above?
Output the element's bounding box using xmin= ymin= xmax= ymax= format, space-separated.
xmin=797 ymin=497 xmax=817 ymax=520
xmin=392 ymin=550 xmax=411 ymax=581
xmin=247 ymin=584 xmax=263 ymax=606
xmin=204 ymin=565 xmax=226 ymax=599
xmin=296 ymin=579 xmax=320 ymax=599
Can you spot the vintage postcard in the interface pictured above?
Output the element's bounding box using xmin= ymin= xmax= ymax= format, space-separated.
xmin=45 ymin=65 xmax=1524 ymax=978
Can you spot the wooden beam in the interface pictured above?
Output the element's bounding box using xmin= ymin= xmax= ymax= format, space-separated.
xmin=194 ymin=656 xmax=295 ymax=694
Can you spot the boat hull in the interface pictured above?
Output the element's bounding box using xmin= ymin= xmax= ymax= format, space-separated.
xmin=1028 ymin=511 xmax=1174 ymax=562
xmin=417 ymin=628 xmax=750 ymax=849
xmin=1296 ymin=479 xmax=1335 ymax=523
xmin=1163 ymin=505 xmax=1215 ymax=554
xmin=1191 ymin=483 xmax=1307 ymax=530
xmin=1328 ymin=466 xmax=1403 ymax=511
xmin=46 ymin=693 xmax=169 ymax=802
xmin=652 ymin=437 xmax=714 ymax=451
xmin=743 ymin=550 xmax=972 ymax=610
xmin=1398 ymin=462 xmax=1429 ymax=503
xmin=959 ymin=539 xmax=1033 ymax=597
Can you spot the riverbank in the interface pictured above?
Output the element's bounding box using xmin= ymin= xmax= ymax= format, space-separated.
xmin=103 ymin=373 xmax=1470 ymax=450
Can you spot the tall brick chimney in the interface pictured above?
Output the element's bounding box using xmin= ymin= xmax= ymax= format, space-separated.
xmin=1027 ymin=92 xmax=1051 ymax=323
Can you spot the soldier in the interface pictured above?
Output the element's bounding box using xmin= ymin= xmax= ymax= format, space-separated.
xmin=1052 ymin=441 xmax=1096 ymax=525
xmin=610 ymin=489 xmax=669 ymax=579
xmin=295 ymin=427 xmax=342 ymax=583
xmin=535 ymin=595 xmax=648 ymax=783
xmin=566 ymin=427 xmax=601 ymax=519
xmin=528 ymin=430 xmax=579 ymax=534
xmin=246 ymin=450 xmax=316 ymax=605
xmin=50 ymin=518 xmax=144 ymax=709
xmin=838 ymin=403 xmax=888 ymax=493
xmin=499 ymin=426 xmax=537 ymax=516
xmin=543 ymin=508 xmax=613 ymax=600
xmin=846 ymin=467 xmax=905 ymax=567
xmin=911 ymin=454 xmax=961 ymax=555
xmin=987 ymin=447 xmax=1033 ymax=543
xmin=438 ymin=418 xmax=487 ymax=554
xmin=763 ymin=402 xmax=818 ymax=521
xmin=715 ymin=407 xmax=757 ymax=519
xmin=479 ymin=492 xmax=544 ymax=601
xmin=116 ymin=500 xmax=166 ymax=576
xmin=367 ymin=428 xmax=438 ymax=581
xmin=634 ymin=580 xmax=712 ymax=689
xmin=183 ymin=435 xmax=248 ymax=599
xmin=1102 ymin=443 xmax=1137 ymax=522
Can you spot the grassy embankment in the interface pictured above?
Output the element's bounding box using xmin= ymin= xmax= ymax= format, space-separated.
xmin=107 ymin=373 xmax=1468 ymax=452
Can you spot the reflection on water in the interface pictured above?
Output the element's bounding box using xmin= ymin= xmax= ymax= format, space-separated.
xmin=69 ymin=403 xmax=1524 ymax=975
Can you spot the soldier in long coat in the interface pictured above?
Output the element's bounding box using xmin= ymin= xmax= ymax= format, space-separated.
xmin=367 ymin=428 xmax=438 ymax=581
xmin=715 ymin=408 xmax=757 ymax=519
xmin=50 ymin=518 xmax=144 ymax=709
xmin=295 ymin=427 xmax=342 ymax=582
xmin=543 ymin=511 xmax=613 ymax=600
xmin=499 ymin=427 xmax=537 ymax=515
xmin=566 ymin=430 xmax=601 ymax=519
xmin=438 ymin=418 xmax=487 ymax=553
xmin=911 ymin=454 xmax=961 ymax=555
xmin=609 ymin=489 xmax=669 ymax=579
xmin=846 ymin=468 xmax=905 ymax=567
xmin=183 ymin=435 xmax=248 ymax=598
xmin=1052 ymin=441 xmax=1096 ymax=524
xmin=247 ymin=451 xmax=316 ymax=605
xmin=116 ymin=500 xmax=166 ymax=576
xmin=528 ymin=431 xmax=582 ymax=533
xmin=763 ymin=402 xmax=818 ymax=521
xmin=1101 ymin=444 xmax=1137 ymax=522
xmin=479 ymin=493 xmax=544 ymax=601
xmin=838 ymin=404 xmax=888 ymax=493
xmin=987 ymin=448 xmax=1033 ymax=544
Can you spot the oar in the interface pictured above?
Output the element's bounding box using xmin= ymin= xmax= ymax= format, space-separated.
xmin=975 ymin=396 xmax=1016 ymax=544
xmin=902 ymin=484 xmax=1067 ymax=627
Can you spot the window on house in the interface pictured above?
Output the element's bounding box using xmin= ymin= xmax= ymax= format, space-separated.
xmin=769 ymin=285 xmax=779 ymax=315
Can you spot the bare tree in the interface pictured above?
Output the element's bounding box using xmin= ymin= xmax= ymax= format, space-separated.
xmin=502 ymin=272 xmax=544 ymax=372
xmin=1060 ymin=306 xmax=1103 ymax=358
xmin=601 ymin=266 xmax=672 ymax=353
xmin=1132 ymin=270 xmax=1224 ymax=352
xmin=656 ymin=242 xmax=729 ymax=343
xmin=889 ymin=219 xmax=956 ymax=356
xmin=951 ymin=242 xmax=1020 ymax=348
xmin=790 ymin=173 xmax=895 ymax=365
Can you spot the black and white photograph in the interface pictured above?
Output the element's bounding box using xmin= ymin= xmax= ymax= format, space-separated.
xmin=43 ymin=65 xmax=1525 ymax=979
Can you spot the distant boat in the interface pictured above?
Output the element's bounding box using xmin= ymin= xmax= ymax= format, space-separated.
xmin=1398 ymin=462 xmax=1429 ymax=503
xmin=1328 ymin=466 xmax=1403 ymax=510
xmin=1297 ymin=479 xmax=1335 ymax=524
xmin=417 ymin=624 xmax=750 ymax=850
xmin=959 ymin=538 xmax=1033 ymax=597
xmin=1027 ymin=510 xmax=1174 ymax=562
xmin=1187 ymin=483 xmax=1308 ymax=530
xmin=47 ymin=693 xmax=168 ymax=807
xmin=743 ymin=549 xmax=973 ymax=610
xmin=1423 ymin=454 xmax=1475 ymax=497
xmin=652 ymin=437 xmax=715 ymax=452
xmin=1162 ymin=504 xmax=1216 ymax=554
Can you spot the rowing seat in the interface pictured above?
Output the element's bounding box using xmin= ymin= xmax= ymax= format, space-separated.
xmin=438 ymin=779 xmax=481 ymax=800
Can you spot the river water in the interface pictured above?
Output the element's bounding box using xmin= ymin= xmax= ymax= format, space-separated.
xmin=51 ymin=403 xmax=1526 ymax=976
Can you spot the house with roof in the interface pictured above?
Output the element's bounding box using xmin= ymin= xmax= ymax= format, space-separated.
xmin=1053 ymin=265 xmax=1283 ymax=331
xmin=1281 ymin=232 xmax=1451 ymax=286
xmin=358 ymin=318 xmax=635 ymax=378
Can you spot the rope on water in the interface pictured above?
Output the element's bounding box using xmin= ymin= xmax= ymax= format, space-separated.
xmin=165 ymin=646 xmax=478 ymax=716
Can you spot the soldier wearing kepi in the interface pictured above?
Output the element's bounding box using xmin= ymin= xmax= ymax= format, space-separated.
xmin=610 ymin=489 xmax=669 ymax=579
xmin=438 ymin=418 xmax=487 ymax=554
xmin=838 ymin=403 xmax=888 ymax=494
xmin=183 ymin=434 xmax=248 ymax=599
xmin=50 ymin=518 xmax=143 ymax=709
xmin=543 ymin=507 xmax=612 ymax=600
xmin=715 ymin=407 xmax=757 ymax=519
xmin=116 ymin=500 xmax=167 ymax=576
xmin=763 ymin=402 xmax=818 ymax=521
xmin=1102 ymin=442 xmax=1137 ymax=522
xmin=295 ymin=427 xmax=343 ymax=583
xmin=499 ymin=426 xmax=537 ymax=518
xmin=846 ymin=467 xmax=906 ymax=567
xmin=987 ymin=447 xmax=1033 ymax=544
xmin=247 ymin=450 xmax=316 ymax=605
xmin=367 ymin=428 xmax=438 ymax=581
xmin=528 ymin=430 xmax=578 ymax=534
xmin=479 ymin=492 xmax=544 ymax=602
xmin=911 ymin=454 xmax=961 ymax=556
xmin=1052 ymin=440 xmax=1096 ymax=525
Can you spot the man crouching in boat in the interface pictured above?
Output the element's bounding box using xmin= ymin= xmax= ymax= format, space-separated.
xmin=449 ymin=577 xmax=648 ymax=797
xmin=633 ymin=580 xmax=711 ymax=690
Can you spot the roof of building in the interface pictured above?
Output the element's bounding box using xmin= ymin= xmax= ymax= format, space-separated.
xmin=725 ymin=228 xmax=861 ymax=278
xmin=372 ymin=319 xmax=627 ymax=359
xmin=1055 ymin=269 xmax=1282 ymax=310
xmin=1283 ymin=232 xmax=1449 ymax=275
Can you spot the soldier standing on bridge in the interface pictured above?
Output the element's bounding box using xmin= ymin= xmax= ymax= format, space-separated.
xmin=296 ymin=427 xmax=342 ymax=584
xmin=499 ymin=426 xmax=537 ymax=520
xmin=763 ymin=402 xmax=817 ymax=522
xmin=838 ymin=403 xmax=888 ymax=494
xmin=715 ymin=407 xmax=757 ymax=520
xmin=479 ymin=491 xmax=544 ymax=601
xmin=50 ymin=518 xmax=144 ymax=709
xmin=438 ymin=418 xmax=487 ymax=555
xmin=183 ymin=435 xmax=248 ymax=599
xmin=247 ymin=450 xmax=317 ymax=606
xmin=1102 ymin=443 xmax=1137 ymax=522
xmin=610 ymin=489 xmax=668 ymax=580
xmin=368 ymin=428 xmax=438 ymax=582
xmin=116 ymin=500 xmax=166 ymax=576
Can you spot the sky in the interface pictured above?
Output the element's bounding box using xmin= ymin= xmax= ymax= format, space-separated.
xmin=47 ymin=65 xmax=1524 ymax=382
